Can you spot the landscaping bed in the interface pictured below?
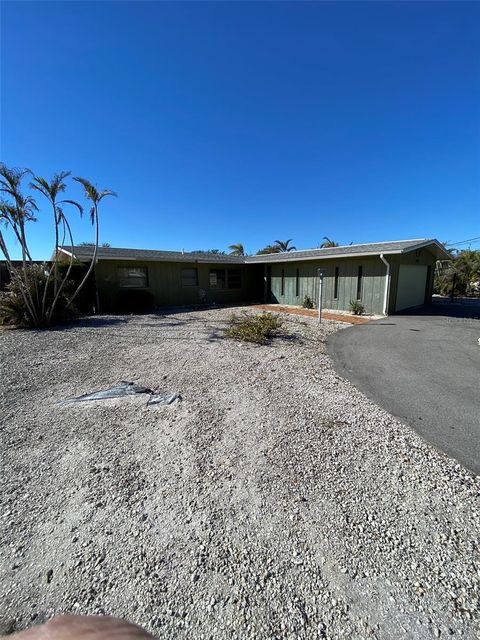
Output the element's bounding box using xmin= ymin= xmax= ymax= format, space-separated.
xmin=0 ymin=308 xmax=479 ymax=638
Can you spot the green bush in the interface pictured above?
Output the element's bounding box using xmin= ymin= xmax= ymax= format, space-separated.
xmin=225 ymin=312 xmax=283 ymax=345
xmin=434 ymin=250 xmax=480 ymax=297
xmin=349 ymin=300 xmax=365 ymax=315
xmin=0 ymin=264 xmax=78 ymax=328
xmin=302 ymin=294 xmax=314 ymax=309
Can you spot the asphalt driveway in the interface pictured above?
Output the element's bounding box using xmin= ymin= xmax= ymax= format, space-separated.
xmin=327 ymin=300 xmax=480 ymax=475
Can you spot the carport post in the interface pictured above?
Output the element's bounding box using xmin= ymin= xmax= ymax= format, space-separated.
xmin=317 ymin=269 xmax=325 ymax=324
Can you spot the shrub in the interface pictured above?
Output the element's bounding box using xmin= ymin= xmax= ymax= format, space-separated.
xmin=302 ymin=294 xmax=314 ymax=309
xmin=225 ymin=312 xmax=283 ymax=344
xmin=0 ymin=264 xmax=78 ymax=327
xmin=349 ymin=300 xmax=365 ymax=315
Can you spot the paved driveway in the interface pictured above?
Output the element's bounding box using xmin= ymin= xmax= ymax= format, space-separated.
xmin=327 ymin=300 xmax=480 ymax=474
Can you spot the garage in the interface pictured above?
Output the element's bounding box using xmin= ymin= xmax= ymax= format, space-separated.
xmin=395 ymin=265 xmax=428 ymax=311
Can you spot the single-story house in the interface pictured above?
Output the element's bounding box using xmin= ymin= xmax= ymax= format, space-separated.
xmin=56 ymin=238 xmax=450 ymax=315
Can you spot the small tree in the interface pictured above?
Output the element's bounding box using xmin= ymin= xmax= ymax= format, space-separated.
xmin=434 ymin=250 xmax=480 ymax=297
xmin=229 ymin=243 xmax=245 ymax=256
xmin=0 ymin=163 xmax=116 ymax=327
xmin=256 ymin=239 xmax=297 ymax=255
xmin=256 ymin=244 xmax=281 ymax=255
xmin=320 ymin=237 xmax=339 ymax=248
xmin=274 ymin=239 xmax=296 ymax=252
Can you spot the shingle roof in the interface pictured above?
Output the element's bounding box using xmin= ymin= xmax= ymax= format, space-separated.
xmin=245 ymin=239 xmax=450 ymax=262
xmin=59 ymin=238 xmax=450 ymax=264
xmin=61 ymin=246 xmax=245 ymax=264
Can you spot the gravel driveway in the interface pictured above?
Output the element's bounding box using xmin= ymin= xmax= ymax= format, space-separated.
xmin=1 ymin=308 xmax=479 ymax=639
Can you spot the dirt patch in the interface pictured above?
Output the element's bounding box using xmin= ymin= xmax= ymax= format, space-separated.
xmin=250 ymin=304 xmax=372 ymax=324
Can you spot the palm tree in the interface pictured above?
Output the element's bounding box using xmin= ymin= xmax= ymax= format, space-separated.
xmin=80 ymin=241 xmax=111 ymax=247
xmin=0 ymin=165 xmax=37 ymax=262
xmin=320 ymin=236 xmax=339 ymax=248
xmin=0 ymin=165 xmax=39 ymax=323
xmin=229 ymin=243 xmax=245 ymax=256
xmin=256 ymin=244 xmax=281 ymax=255
xmin=274 ymin=239 xmax=296 ymax=252
xmin=71 ymin=178 xmax=116 ymax=310
xmin=30 ymin=172 xmax=83 ymax=307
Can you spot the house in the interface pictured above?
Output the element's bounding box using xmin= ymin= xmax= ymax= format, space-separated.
xmin=56 ymin=239 xmax=450 ymax=315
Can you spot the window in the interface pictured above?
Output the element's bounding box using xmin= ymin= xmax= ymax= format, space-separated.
xmin=295 ymin=268 xmax=300 ymax=297
xmin=117 ymin=266 xmax=148 ymax=288
xmin=334 ymin=267 xmax=339 ymax=299
xmin=281 ymin=269 xmax=285 ymax=295
xmin=209 ymin=268 xmax=242 ymax=289
xmin=182 ymin=268 xmax=198 ymax=287
xmin=209 ymin=269 xmax=226 ymax=288
xmin=356 ymin=265 xmax=363 ymax=300
xmin=227 ymin=269 xmax=242 ymax=289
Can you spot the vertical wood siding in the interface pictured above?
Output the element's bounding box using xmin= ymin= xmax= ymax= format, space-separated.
xmin=267 ymin=257 xmax=386 ymax=314
xmin=96 ymin=261 xmax=263 ymax=311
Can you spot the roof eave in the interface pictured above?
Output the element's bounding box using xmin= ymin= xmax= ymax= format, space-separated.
xmin=245 ymin=249 xmax=404 ymax=263
xmin=400 ymin=239 xmax=451 ymax=260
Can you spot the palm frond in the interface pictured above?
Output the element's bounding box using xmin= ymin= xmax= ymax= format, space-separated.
xmin=98 ymin=189 xmax=117 ymax=202
xmin=30 ymin=172 xmax=70 ymax=201
xmin=0 ymin=164 xmax=28 ymax=194
xmin=73 ymin=177 xmax=116 ymax=205
xmin=29 ymin=176 xmax=50 ymax=198
xmin=73 ymin=177 xmax=99 ymax=203
xmin=60 ymin=199 xmax=84 ymax=217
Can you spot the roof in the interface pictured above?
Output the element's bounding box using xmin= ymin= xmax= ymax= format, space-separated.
xmin=58 ymin=238 xmax=450 ymax=265
xmin=59 ymin=245 xmax=245 ymax=264
xmin=245 ymin=238 xmax=451 ymax=262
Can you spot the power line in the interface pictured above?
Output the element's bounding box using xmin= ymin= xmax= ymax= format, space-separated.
xmin=447 ymin=236 xmax=480 ymax=247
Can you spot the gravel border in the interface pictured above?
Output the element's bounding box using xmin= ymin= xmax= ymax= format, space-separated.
xmin=1 ymin=308 xmax=479 ymax=638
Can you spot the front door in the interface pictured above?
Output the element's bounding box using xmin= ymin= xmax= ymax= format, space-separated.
xmin=266 ymin=266 xmax=272 ymax=302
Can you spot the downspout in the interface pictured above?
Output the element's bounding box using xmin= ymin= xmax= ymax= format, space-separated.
xmin=379 ymin=253 xmax=390 ymax=316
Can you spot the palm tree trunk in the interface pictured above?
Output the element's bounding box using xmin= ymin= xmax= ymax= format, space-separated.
xmin=46 ymin=217 xmax=76 ymax=323
xmin=66 ymin=204 xmax=99 ymax=310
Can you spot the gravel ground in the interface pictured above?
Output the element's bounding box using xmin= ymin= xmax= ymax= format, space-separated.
xmin=1 ymin=308 xmax=479 ymax=639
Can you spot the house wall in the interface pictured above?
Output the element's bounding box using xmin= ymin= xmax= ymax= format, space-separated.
xmin=264 ymin=256 xmax=387 ymax=315
xmin=93 ymin=248 xmax=438 ymax=314
xmin=95 ymin=260 xmax=263 ymax=311
xmin=262 ymin=247 xmax=438 ymax=315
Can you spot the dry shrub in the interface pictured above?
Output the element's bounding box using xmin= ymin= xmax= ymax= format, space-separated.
xmin=225 ymin=312 xmax=283 ymax=345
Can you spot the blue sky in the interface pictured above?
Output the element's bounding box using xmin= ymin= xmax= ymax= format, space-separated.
xmin=1 ymin=1 xmax=479 ymax=259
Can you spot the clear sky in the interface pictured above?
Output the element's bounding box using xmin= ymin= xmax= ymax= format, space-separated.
xmin=1 ymin=1 xmax=479 ymax=259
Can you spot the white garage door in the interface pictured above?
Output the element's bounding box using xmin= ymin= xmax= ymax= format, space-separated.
xmin=395 ymin=265 xmax=428 ymax=312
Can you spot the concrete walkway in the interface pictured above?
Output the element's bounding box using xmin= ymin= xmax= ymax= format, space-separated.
xmin=326 ymin=300 xmax=480 ymax=474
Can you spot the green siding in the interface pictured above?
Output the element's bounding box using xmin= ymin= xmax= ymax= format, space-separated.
xmin=96 ymin=260 xmax=263 ymax=311
xmin=266 ymin=256 xmax=387 ymax=315
xmin=94 ymin=247 xmax=438 ymax=315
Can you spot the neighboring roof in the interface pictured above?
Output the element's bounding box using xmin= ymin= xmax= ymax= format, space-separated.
xmin=58 ymin=238 xmax=450 ymax=265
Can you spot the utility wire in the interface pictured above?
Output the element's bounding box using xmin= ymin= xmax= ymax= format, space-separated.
xmin=447 ymin=236 xmax=480 ymax=247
